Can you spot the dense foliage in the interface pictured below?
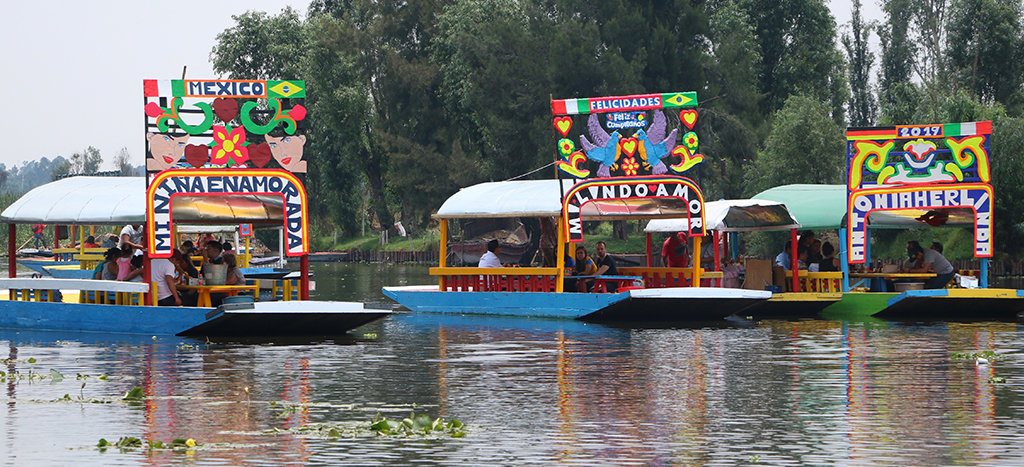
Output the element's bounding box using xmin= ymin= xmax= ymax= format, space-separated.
xmin=203 ymin=0 xmax=1024 ymax=257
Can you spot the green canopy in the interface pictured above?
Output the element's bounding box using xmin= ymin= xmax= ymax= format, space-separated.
xmin=752 ymin=184 xmax=846 ymax=230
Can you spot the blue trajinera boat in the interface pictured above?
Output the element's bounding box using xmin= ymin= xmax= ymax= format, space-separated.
xmin=0 ymin=78 xmax=389 ymax=336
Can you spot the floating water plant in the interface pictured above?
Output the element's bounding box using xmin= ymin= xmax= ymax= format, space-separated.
xmin=370 ymin=412 xmax=465 ymax=438
xmin=123 ymin=387 xmax=145 ymax=400
xmin=990 ymin=376 xmax=1007 ymax=384
xmin=98 ymin=437 xmax=198 ymax=452
xmin=952 ymin=350 xmax=1005 ymax=362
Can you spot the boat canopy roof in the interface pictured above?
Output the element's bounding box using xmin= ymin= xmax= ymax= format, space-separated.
xmin=2 ymin=176 xmax=287 ymax=225
xmin=646 ymin=199 xmax=800 ymax=233
xmin=436 ymin=179 xmax=702 ymax=220
xmin=752 ymin=184 xmax=977 ymax=230
xmin=1 ymin=176 xmax=145 ymax=225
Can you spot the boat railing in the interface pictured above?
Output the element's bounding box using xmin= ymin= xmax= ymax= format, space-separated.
xmin=73 ymin=253 xmax=105 ymax=270
xmin=0 ymin=278 xmax=151 ymax=305
xmin=430 ymin=267 xmax=561 ymax=292
xmin=618 ymin=267 xmax=725 ymax=288
xmin=783 ymin=271 xmax=844 ymax=293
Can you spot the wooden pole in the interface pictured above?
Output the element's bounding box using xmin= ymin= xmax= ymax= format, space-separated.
xmin=790 ymin=228 xmax=799 ymax=292
xmin=300 ymin=255 xmax=310 ymax=300
xmin=9 ymin=224 xmax=16 ymax=278
xmin=556 ymin=217 xmax=565 ymax=292
xmin=691 ymin=235 xmax=701 ymax=287
xmin=645 ymin=233 xmax=653 ymax=267
xmin=439 ymin=219 xmax=448 ymax=290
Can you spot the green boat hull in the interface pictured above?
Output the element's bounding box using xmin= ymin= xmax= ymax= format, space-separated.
xmin=819 ymin=292 xmax=897 ymax=320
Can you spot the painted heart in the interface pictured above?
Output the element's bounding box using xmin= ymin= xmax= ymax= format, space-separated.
xmin=213 ymin=98 xmax=239 ymax=123
xmin=620 ymin=138 xmax=638 ymax=156
xmin=145 ymin=102 xmax=164 ymax=118
xmin=287 ymin=104 xmax=307 ymax=121
xmin=184 ymin=144 xmax=210 ymax=168
xmin=680 ymin=109 xmax=698 ymax=129
xmin=556 ymin=151 xmax=590 ymax=178
xmin=648 ymin=184 xmax=659 ymax=193
xmin=554 ymin=116 xmax=573 ymax=137
xmin=249 ymin=143 xmax=273 ymax=168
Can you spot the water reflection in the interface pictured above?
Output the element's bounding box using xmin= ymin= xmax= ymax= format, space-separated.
xmin=0 ymin=264 xmax=1023 ymax=465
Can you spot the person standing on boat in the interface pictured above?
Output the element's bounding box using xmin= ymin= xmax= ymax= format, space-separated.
xmin=153 ymin=257 xmax=182 ymax=306
xmin=594 ymin=241 xmax=619 ymax=292
xmin=119 ymin=224 xmax=145 ymax=253
xmin=905 ymin=244 xmax=955 ymax=289
xmin=662 ymin=232 xmax=689 ymax=267
xmin=478 ymin=240 xmax=503 ymax=268
xmin=31 ymin=224 xmax=46 ymax=249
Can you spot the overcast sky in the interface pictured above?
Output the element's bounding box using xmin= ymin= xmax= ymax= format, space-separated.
xmin=0 ymin=0 xmax=883 ymax=172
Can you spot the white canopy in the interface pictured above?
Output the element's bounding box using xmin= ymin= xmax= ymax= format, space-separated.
xmin=1 ymin=176 xmax=145 ymax=225
xmin=646 ymin=199 xmax=800 ymax=233
xmin=435 ymin=179 xmax=577 ymax=219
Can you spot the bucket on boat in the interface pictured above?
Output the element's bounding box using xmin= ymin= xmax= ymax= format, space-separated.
xmin=765 ymin=285 xmax=783 ymax=294
xmin=894 ymin=282 xmax=924 ymax=292
xmin=202 ymin=263 xmax=228 ymax=285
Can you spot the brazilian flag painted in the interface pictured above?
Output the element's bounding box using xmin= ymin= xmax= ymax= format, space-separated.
xmin=661 ymin=92 xmax=697 ymax=108
xmin=268 ymin=80 xmax=306 ymax=98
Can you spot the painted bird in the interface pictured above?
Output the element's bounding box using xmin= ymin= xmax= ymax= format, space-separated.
xmin=636 ymin=111 xmax=677 ymax=175
xmin=580 ymin=114 xmax=622 ymax=178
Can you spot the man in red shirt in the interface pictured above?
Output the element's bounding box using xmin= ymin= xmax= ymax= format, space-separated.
xmin=661 ymin=232 xmax=689 ymax=267
xmin=31 ymin=224 xmax=46 ymax=249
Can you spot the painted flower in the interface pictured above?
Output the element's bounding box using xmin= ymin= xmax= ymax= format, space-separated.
xmin=683 ymin=131 xmax=699 ymax=150
xmin=558 ymin=138 xmax=575 ymax=155
xmin=621 ymin=156 xmax=640 ymax=176
xmin=211 ymin=125 xmax=250 ymax=167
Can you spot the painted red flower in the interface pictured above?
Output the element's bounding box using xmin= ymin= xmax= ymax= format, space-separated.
xmin=211 ymin=126 xmax=250 ymax=167
xmin=622 ymin=156 xmax=640 ymax=176
xmin=559 ymin=138 xmax=575 ymax=155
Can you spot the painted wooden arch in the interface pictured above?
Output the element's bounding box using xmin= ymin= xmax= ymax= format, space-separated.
xmin=561 ymin=175 xmax=706 ymax=242
xmin=146 ymin=169 xmax=309 ymax=258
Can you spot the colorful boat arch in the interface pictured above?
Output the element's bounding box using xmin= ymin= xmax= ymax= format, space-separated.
xmin=146 ymin=168 xmax=309 ymax=258
xmin=845 ymin=121 xmax=994 ymax=263
xmin=561 ymin=175 xmax=706 ymax=242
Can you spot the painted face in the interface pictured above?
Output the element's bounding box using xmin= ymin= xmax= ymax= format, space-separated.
xmin=265 ymin=134 xmax=307 ymax=173
xmin=146 ymin=133 xmax=189 ymax=172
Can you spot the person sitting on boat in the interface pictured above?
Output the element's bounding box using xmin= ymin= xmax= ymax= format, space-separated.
xmin=478 ymin=240 xmax=504 ymax=268
xmin=122 ymin=255 xmax=146 ymax=282
xmin=795 ymin=245 xmax=809 ymax=270
xmin=82 ymin=236 xmax=99 ymax=249
xmin=115 ymin=247 xmax=134 ymax=281
xmin=171 ymin=249 xmax=199 ymax=279
xmin=152 ymin=257 xmax=182 ymax=307
xmin=204 ymin=241 xmax=225 ymax=265
xmin=662 ymin=232 xmax=688 ymax=267
xmin=210 ymin=253 xmax=247 ymax=308
xmin=100 ymin=234 xmax=118 ymax=249
xmin=904 ymin=244 xmax=955 ymax=289
xmin=94 ymin=247 xmax=120 ymax=280
xmin=223 ymin=242 xmax=234 ymax=253
xmin=180 ymin=240 xmax=198 ymax=258
xmin=572 ymin=246 xmax=598 ymax=292
xmin=31 ymin=224 xmax=46 ymax=249
xmin=593 ymin=241 xmax=620 ymax=292
xmin=808 ymin=239 xmax=823 ymax=265
xmin=931 ymin=241 xmax=943 ymax=253
xmin=775 ymin=241 xmax=792 ymax=270
xmin=817 ymin=242 xmax=840 ymax=272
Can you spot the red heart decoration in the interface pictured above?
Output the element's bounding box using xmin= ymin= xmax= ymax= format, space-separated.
xmin=679 ymin=109 xmax=698 ymax=129
xmin=184 ymin=144 xmax=209 ymax=168
xmin=649 ymin=184 xmax=659 ymax=193
xmin=249 ymin=143 xmax=273 ymax=168
xmin=213 ymin=98 xmax=239 ymax=123
xmin=288 ymin=104 xmax=307 ymax=121
xmin=145 ymin=102 xmax=164 ymax=118
xmin=553 ymin=116 xmax=573 ymax=137
xmin=620 ymin=137 xmax=638 ymax=156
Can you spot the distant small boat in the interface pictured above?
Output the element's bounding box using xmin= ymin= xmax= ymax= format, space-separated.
xmin=18 ymin=249 xmax=54 ymax=257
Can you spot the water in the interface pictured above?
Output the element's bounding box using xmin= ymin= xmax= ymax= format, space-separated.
xmin=2 ymin=263 xmax=1024 ymax=465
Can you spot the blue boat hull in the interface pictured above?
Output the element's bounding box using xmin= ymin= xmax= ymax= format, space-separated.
xmin=382 ymin=286 xmax=770 ymax=321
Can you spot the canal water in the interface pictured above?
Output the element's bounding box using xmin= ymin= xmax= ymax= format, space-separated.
xmin=2 ymin=262 xmax=1024 ymax=465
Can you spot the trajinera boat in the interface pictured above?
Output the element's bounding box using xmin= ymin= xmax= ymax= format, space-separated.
xmin=0 ymin=78 xmax=389 ymax=336
xmin=384 ymin=91 xmax=773 ymax=321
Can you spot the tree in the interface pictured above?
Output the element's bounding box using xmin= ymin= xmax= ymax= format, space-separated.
xmin=113 ymin=147 xmax=134 ymax=176
xmin=842 ymin=0 xmax=877 ymax=126
xmin=69 ymin=146 xmax=102 ymax=174
xmin=743 ymin=95 xmax=846 ymax=197
xmin=877 ymin=0 xmax=918 ymax=124
xmin=210 ymin=7 xmax=307 ymax=80
xmin=740 ymin=0 xmax=849 ymax=124
xmin=946 ymin=0 xmax=1024 ymax=112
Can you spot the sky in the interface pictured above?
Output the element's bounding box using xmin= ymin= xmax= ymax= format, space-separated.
xmin=0 ymin=0 xmax=883 ymax=172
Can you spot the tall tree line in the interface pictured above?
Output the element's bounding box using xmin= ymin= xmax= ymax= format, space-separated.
xmin=210 ymin=0 xmax=1024 ymax=257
